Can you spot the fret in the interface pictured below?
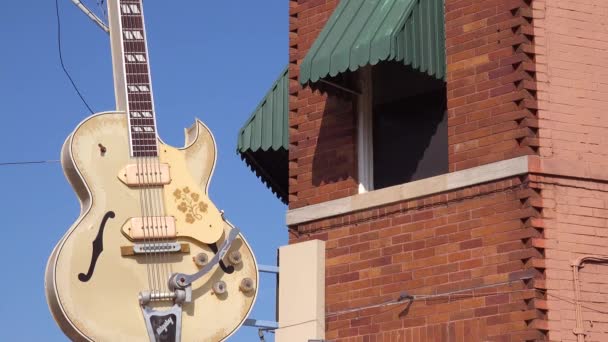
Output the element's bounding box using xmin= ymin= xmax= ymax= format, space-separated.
xmin=131 ymin=132 xmax=157 ymax=139
xmin=129 ymin=103 xmax=153 ymax=111
xmin=133 ymin=146 xmax=157 ymax=151
xmin=121 ymin=17 xmax=143 ymax=29
xmin=123 ymin=42 xmax=147 ymax=53
xmin=126 ymin=74 xmax=150 ymax=83
xmin=130 ymin=119 xmax=155 ymax=125
xmin=132 ymin=139 xmax=157 ymax=144
xmin=129 ymin=101 xmax=154 ymax=107
xmin=125 ymin=63 xmax=148 ymax=74
xmin=128 ymin=97 xmax=152 ymax=105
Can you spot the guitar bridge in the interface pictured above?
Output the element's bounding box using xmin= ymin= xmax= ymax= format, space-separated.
xmin=120 ymin=242 xmax=189 ymax=256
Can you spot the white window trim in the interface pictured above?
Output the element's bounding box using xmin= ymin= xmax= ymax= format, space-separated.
xmin=357 ymin=67 xmax=374 ymax=193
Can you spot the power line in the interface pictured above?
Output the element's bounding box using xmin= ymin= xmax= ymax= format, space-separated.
xmin=55 ymin=0 xmax=95 ymax=114
xmin=0 ymin=160 xmax=60 ymax=167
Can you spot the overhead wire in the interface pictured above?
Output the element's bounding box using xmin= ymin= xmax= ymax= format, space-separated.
xmin=55 ymin=0 xmax=95 ymax=114
xmin=0 ymin=160 xmax=60 ymax=166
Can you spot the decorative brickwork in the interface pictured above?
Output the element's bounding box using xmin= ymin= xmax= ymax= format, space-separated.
xmin=445 ymin=0 xmax=539 ymax=172
xmin=529 ymin=176 xmax=608 ymax=341
xmin=288 ymin=0 xmax=358 ymax=210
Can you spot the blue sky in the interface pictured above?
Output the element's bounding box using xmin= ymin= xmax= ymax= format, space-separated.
xmin=0 ymin=1 xmax=287 ymax=341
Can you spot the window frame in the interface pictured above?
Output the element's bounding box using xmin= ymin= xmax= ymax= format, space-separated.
xmin=357 ymin=67 xmax=374 ymax=194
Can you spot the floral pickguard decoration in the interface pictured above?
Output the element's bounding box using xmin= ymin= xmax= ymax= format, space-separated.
xmin=173 ymin=187 xmax=208 ymax=223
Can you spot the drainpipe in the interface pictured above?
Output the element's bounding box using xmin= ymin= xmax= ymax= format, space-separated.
xmin=571 ymin=255 xmax=608 ymax=342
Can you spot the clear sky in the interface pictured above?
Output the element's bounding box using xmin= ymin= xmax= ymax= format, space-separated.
xmin=0 ymin=1 xmax=287 ymax=341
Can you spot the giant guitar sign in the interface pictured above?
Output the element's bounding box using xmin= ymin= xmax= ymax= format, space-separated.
xmin=45 ymin=1 xmax=258 ymax=341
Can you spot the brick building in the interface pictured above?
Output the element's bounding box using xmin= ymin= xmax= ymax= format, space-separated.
xmin=238 ymin=0 xmax=608 ymax=341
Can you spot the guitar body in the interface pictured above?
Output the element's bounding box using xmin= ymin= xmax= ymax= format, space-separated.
xmin=46 ymin=112 xmax=258 ymax=341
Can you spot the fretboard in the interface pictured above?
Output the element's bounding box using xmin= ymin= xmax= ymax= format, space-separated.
xmin=119 ymin=0 xmax=157 ymax=157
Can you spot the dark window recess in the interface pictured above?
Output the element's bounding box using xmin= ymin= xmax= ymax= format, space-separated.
xmin=371 ymin=62 xmax=448 ymax=190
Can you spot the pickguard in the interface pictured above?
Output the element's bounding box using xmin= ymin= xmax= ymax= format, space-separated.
xmin=78 ymin=211 xmax=116 ymax=282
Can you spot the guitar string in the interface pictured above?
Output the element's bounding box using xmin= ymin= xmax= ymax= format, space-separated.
xmin=146 ymin=157 xmax=163 ymax=295
xmin=126 ymin=1 xmax=154 ymax=295
xmin=124 ymin=0 xmax=156 ymax=296
xmin=153 ymin=158 xmax=171 ymax=293
xmin=138 ymin=0 xmax=171 ymax=291
xmin=133 ymin=0 xmax=159 ymax=296
xmin=120 ymin=0 xmax=147 ymax=291
xmin=122 ymin=0 xmax=148 ymax=292
xmin=137 ymin=0 xmax=170 ymax=295
xmin=136 ymin=151 xmax=154 ymax=293
xmin=137 ymin=0 xmax=169 ymax=295
xmin=133 ymin=5 xmax=162 ymax=296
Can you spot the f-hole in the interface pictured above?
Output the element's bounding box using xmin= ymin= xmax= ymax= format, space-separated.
xmin=78 ymin=211 xmax=115 ymax=282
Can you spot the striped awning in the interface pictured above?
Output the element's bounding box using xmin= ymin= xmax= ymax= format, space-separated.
xmin=237 ymin=67 xmax=289 ymax=203
xmin=300 ymin=0 xmax=445 ymax=85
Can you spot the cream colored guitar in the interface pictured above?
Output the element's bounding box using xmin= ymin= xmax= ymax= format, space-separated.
xmin=45 ymin=1 xmax=258 ymax=341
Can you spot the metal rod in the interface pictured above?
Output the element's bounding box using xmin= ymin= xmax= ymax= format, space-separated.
xmin=70 ymin=0 xmax=109 ymax=33
xmin=258 ymin=264 xmax=279 ymax=274
xmin=244 ymin=318 xmax=279 ymax=330
xmin=319 ymin=79 xmax=361 ymax=96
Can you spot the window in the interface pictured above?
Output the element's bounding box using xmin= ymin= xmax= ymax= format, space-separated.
xmin=357 ymin=62 xmax=448 ymax=192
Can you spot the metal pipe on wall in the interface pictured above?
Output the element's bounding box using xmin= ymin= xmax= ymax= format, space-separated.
xmin=571 ymin=255 xmax=608 ymax=342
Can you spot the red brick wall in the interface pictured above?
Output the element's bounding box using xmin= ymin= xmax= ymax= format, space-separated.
xmin=288 ymin=0 xmax=359 ymax=209
xmin=530 ymin=175 xmax=608 ymax=341
xmin=289 ymin=177 xmax=547 ymax=341
xmin=531 ymin=1 xmax=608 ymax=339
xmin=445 ymin=0 xmax=539 ymax=172
xmin=533 ymin=0 xmax=608 ymax=182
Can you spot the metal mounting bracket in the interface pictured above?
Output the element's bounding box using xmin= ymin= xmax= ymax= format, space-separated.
xmin=69 ymin=0 xmax=110 ymax=33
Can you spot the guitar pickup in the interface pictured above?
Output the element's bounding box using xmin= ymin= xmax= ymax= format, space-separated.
xmin=118 ymin=163 xmax=171 ymax=186
xmin=122 ymin=216 xmax=177 ymax=241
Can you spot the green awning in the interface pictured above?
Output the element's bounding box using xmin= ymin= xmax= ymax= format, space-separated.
xmin=300 ymin=0 xmax=445 ymax=85
xmin=237 ymin=67 xmax=289 ymax=203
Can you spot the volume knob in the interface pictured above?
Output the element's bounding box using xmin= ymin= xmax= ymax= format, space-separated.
xmin=228 ymin=251 xmax=242 ymax=265
xmin=239 ymin=278 xmax=255 ymax=293
xmin=212 ymin=281 xmax=227 ymax=295
xmin=193 ymin=253 xmax=208 ymax=267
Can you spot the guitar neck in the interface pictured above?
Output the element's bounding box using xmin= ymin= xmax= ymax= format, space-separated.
xmin=109 ymin=0 xmax=158 ymax=157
